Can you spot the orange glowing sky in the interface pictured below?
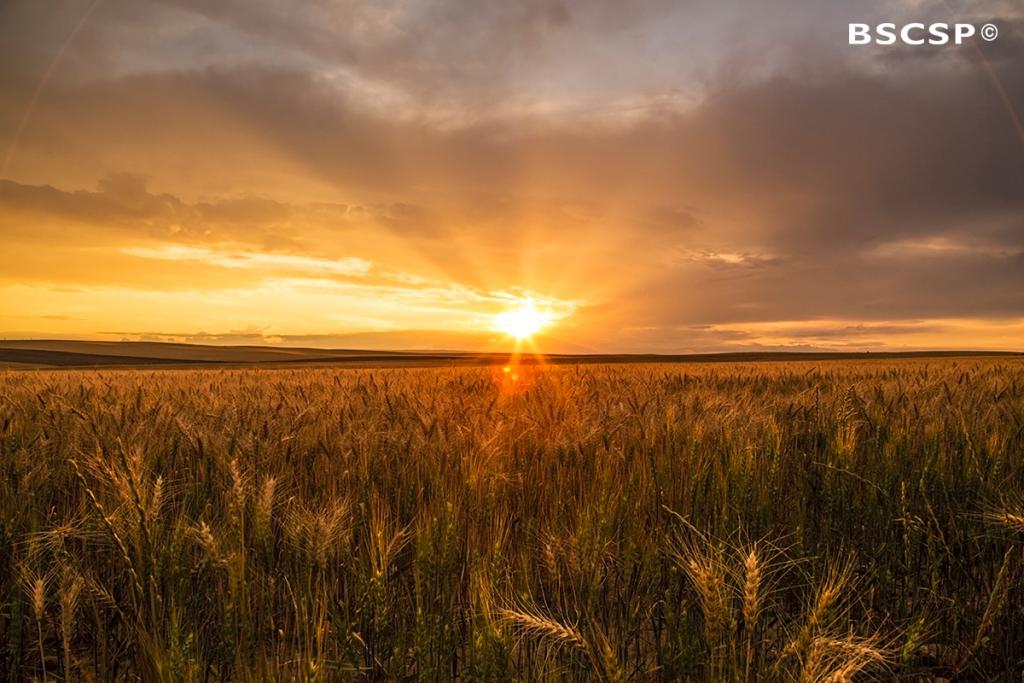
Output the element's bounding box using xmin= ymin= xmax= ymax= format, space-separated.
xmin=1 ymin=0 xmax=1023 ymax=352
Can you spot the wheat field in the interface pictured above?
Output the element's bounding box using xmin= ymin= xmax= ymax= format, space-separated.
xmin=1 ymin=359 xmax=1022 ymax=680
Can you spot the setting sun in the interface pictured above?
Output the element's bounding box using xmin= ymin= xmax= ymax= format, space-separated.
xmin=493 ymin=299 xmax=553 ymax=340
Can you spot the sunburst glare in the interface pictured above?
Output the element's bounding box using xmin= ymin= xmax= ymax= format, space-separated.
xmin=493 ymin=299 xmax=554 ymax=340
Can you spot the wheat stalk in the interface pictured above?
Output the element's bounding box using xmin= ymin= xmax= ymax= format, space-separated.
xmin=742 ymin=544 xmax=763 ymax=683
xmin=59 ymin=567 xmax=84 ymax=681
xmin=497 ymin=606 xmax=589 ymax=654
xmin=68 ymin=458 xmax=145 ymax=599
xmin=987 ymin=511 xmax=1024 ymax=534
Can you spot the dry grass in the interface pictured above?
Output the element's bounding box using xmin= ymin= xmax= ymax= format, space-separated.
xmin=0 ymin=358 xmax=1022 ymax=680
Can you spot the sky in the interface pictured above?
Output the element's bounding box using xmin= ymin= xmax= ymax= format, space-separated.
xmin=1 ymin=0 xmax=1023 ymax=353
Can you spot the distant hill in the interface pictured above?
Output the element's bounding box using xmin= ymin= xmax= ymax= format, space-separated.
xmin=0 ymin=340 xmax=1020 ymax=369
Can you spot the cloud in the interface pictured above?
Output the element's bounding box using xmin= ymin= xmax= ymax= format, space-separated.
xmin=120 ymin=245 xmax=374 ymax=277
xmin=1 ymin=0 xmax=1023 ymax=350
xmin=103 ymin=328 xmax=509 ymax=352
xmin=0 ymin=175 xmax=298 ymax=248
